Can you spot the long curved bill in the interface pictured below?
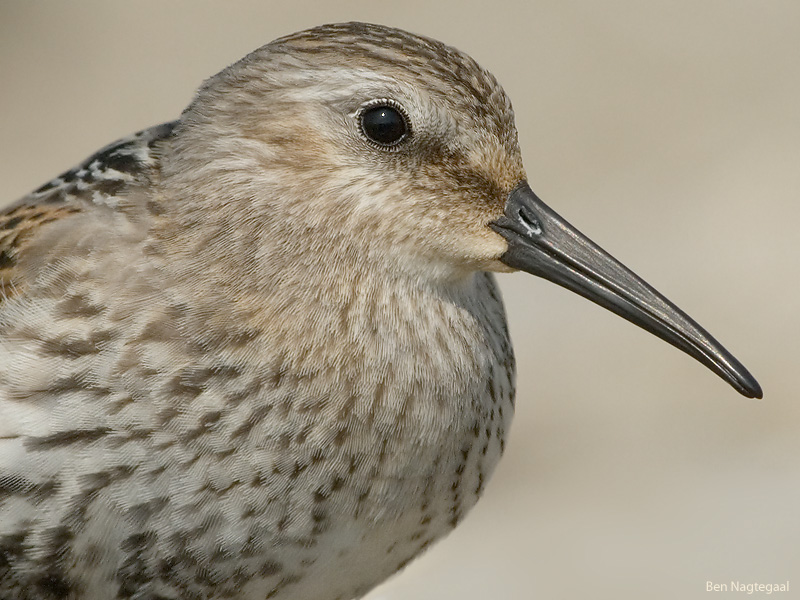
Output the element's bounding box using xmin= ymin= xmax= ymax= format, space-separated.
xmin=490 ymin=181 xmax=762 ymax=398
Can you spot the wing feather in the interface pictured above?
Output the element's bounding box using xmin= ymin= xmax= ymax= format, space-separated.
xmin=0 ymin=122 xmax=177 ymax=304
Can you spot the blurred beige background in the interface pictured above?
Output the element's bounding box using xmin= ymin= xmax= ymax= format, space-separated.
xmin=1 ymin=1 xmax=797 ymax=598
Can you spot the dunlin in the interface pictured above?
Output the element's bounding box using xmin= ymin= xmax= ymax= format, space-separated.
xmin=0 ymin=22 xmax=760 ymax=600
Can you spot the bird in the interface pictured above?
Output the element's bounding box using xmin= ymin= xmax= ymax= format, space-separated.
xmin=0 ymin=21 xmax=761 ymax=600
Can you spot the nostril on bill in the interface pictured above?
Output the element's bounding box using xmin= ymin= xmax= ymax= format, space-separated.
xmin=518 ymin=207 xmax=542 ymax=236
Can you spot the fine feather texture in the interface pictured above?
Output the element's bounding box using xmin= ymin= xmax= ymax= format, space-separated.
xmin=0 ymin=22 xmax=517 ymax=600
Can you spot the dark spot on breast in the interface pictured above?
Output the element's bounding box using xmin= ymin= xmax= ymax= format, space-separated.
xmin=127 ymin=497 xmax=169 ymax=526
xmin=337 ymin=394 xmax=357 ymax=422
xmin=35 ymin=573 xmax=72 ymax=599
xmin=259 ymin=560 xmax=282 ymax=577
xmin=39 ymin=329 xmax=115 ymax=358
xmin=0 ymin=530 xmax=29 ymax=566
xmin=181 ymin=411 xmax=223 ymax=443
xmin=116 ymin=533 xmax=157 ymax=598
xmin=333 ymin=427 xmax=349 ymax=446
xmin=55 ymin=294 xmax=106 ymax=318
xmin=461 ymin=445 xmax=470 ymax=461
xmin=34 ymin=526 xmax=75 ymax=599
xmin=475 ymin=471 xmax=485 ymax=495
xmin=120 ymin=532 xmax=156 ymax=553
xmin=295 ymin=427 xmax=311 ymax=445
xmin=409 ymin=529 xmax=426 ymax=542
xmin=40 ymin=373 xmax=111 ymax=397
xmin=347 ymin=455 xmax=359 ymax=475
xmin=0 ymin=475 xmax=60 ymax=504
xmin=166 ymin=374 xmax=204 ymax=400
xmin=289 ymin=461 xmax=308 ymax=480
xmin=78 ymin=466 xmax=135 ymax=494
xmin=26 ymin=427 xmax=110 ymax=450
xmin=146 ymin=200 xmax=165 ymax=215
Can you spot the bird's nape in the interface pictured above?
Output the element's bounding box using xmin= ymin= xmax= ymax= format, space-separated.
xmin=490 ymin=181 xmax=762 ymax=398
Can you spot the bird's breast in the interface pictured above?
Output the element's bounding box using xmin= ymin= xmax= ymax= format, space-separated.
xmin=202 ymin=270 xmax=518 ymax=598
xmin=213 ymin=270 xmax=517 ymax=523
xmin=0 ymin=264 xmax=516 ymax=599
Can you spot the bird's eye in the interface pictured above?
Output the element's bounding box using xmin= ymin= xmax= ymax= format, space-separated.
xmin=359 ymin=102 xmax=410 ymax=147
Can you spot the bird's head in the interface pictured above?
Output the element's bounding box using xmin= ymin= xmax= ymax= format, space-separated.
xmin=165 ymin=22 xmax=761 ymax=398
xmin=171 ymin=22 xmax=524 ymax=280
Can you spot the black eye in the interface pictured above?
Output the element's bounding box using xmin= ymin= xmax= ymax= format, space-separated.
xmin=360 ymin=103 xmax=409 ymax=147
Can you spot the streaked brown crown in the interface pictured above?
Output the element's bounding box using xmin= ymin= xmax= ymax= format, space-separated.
xmin=252 ymin=22 xmax=517 ymax=154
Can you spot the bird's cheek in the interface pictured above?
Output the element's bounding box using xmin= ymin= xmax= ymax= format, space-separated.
xmin=476 ymin=229 xmax=516 ymax=272
xmin=447 ymin=226 xmax=513 ymax=272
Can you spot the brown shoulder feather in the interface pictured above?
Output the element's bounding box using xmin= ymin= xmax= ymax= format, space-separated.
xmin=0 ymin=121 xmax=177 ymax=302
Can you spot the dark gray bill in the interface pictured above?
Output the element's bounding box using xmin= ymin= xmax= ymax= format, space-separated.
xmin=490 ymin=181 xmax=762 ymax=398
